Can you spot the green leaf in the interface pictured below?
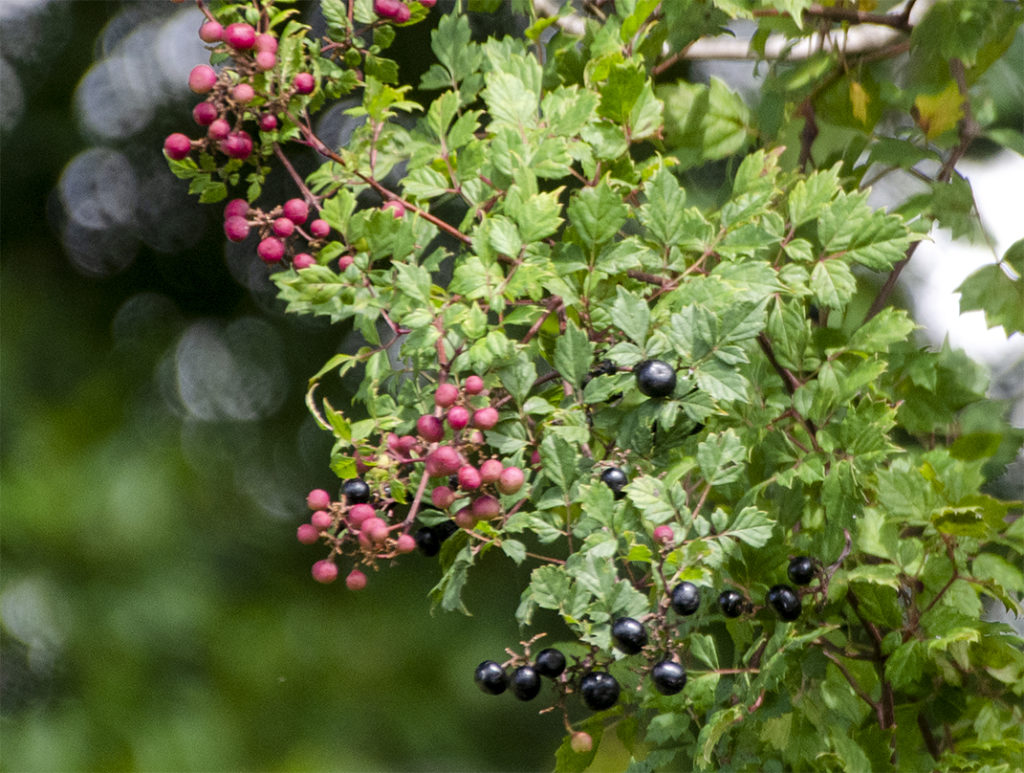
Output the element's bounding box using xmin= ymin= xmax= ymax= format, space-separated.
xmin=554 ymin=321 xmax=595 ymax=389
xmin=810 ymin=259 xmax=857 ymax=309
xmin=568 ymin=181 xmax=629 ymax=247
xmin=540 ymin=433 xmax=581 ymax=493
xmin=957 ymin=239 xmax=1024 ymax=335
xmin=697 ymin=429 xmax=746 ymax=486
xmin=702 ymin=77 xmax=751 ymax=160
xmin=611 ymin=287 xmax=651 ymax=345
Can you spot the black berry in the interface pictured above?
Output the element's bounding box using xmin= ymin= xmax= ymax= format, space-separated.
xmin=788 ymin=556 xmax=815 ymax=586
xmin=414 ymin=526 xmax=441 ymax=556
xmin=534 ymin=648 xmax=566 ymax=678
xmin=510 ymin=666 xmax=542 ymax=701
xmin=580 ymin=671 xmax=620 ymax=711
xmin=670 ymin=582 xmax=701 ymax=616
xmin=341 ymin=478 xmax=371 ymax=504
xmin=635 ymin=359 xmax=677 ymax=398
xmin=600 ymin=467 xmax=628 ymax=500
xmin=767 ymin=584 xmax=802 ymax=621
xmin=718 ymin=590 xmax=746 ymax=618
xmin=611 ymin=617 xmax=648 ymax=654
xmin=474 ymin=660 xmax=508 ymax=695
xmin=650 ymin=660 xmax=687 ymax=695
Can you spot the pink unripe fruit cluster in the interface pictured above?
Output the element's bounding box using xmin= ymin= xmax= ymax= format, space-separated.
xmin=220 ymin=130 xmax=253 ymax=159
xmin=224 ymin=216 xmax=250 ymax=242
xmin=472 ymin=406 xmax=499 ymax=430
xmin=432 ymin=486 xmax=456 ymax=509
xmin=307 ymin=489 xmax=331 ymax=510
xmin=447 ymin=405 xmax=470 ymax=431
xmin=424 ymin=446 xmax=462 ymax=477
xmin=192 ymin=101 xmax=218 ymax=126
xmin=296 ymin=523 xmax=319 ymax=545
xmin=293 ymin=253 xmax=316 ymax=269
xmin=232 ymin=83 xmax=255 ymax=104
xmin=199 ymin=21 xmax=223 ymax=43
xmin=464 ymin=375 xmax=484 ymax=394
xmin=345 ymin=568 xmax=367 ymax=591
xmin=396 ymin=533 xmax=416 ymax=554
xmin=348 ymin=503 xmax=376 ymax=527
xmin=254 ymin=33 xmax=278 ymax=53
xmin=163 ymin=133 xmax=192 ymax=161
xmin=382 ymin=199 xmax=405 ymax=218
xmin=417 ymin=414 xmax=444 ymax=443
xmin=374 ymin=0 xmax=411 ymax=23
xmin=435 ymin=383 xmax=459 ymax=407
xmin=310 ymin=510 xmax=333 ymax=530
xmin=255 ymin=51 xmax=277 ymax=71
xmin=310 ymin=219 xmax=330 ymax=238
xmin=497 ymin=466 xmax=525 ymax=495
xmin=570 ymin=732 xmax=593 ymax=754
xmin=259 ymin=113 xmax=278 ymax=131
xmin=479 ymin=459 xmax=503 ymax=483
xmin=283 ymin=198 xmax=309 ymax=224
xmin=272 ymin=217 xmax=295 ymax=237
xmin=653 ymin=525 xmax=674 ymax=545
xmin=338 ymin=255 xmax=354 ymax=271
xmin=188 ymin=64 xmax=217 ymax=94
xmin=224 ymin=22 xmax=256 ymax=50
xmin=257 ymin=237 xmax=285 ymax=263
xmin=293 ymin=72 xmax=315 ymax=94
xmin=311 ymin=559 xmax=338 ymax=583
xmin=207 ymin=118 xmax=230 ymax=141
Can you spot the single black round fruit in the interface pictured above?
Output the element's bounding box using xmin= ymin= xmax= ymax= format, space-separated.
xmin=434 ymin=519 xmax=458 ymax=541
xmin=534 ymin=648 xmax=567 ymax=678
xmin=788 ymin=556 xmax=815 ymax=586
xmin=414 ymin=526 xmax=440 ymax=556
xmin=510 ymin=665 xmax=542 ymax=701
xmin=600 ymin=467 xmax=628 ymax=500
xmin=635 ymin=359 xmax=677 ymax=398
xmin=718 ymin=590 xmax=746 ymax=618
xmin=474 ymin=660 xmax=508 ymax=695
xmin=341 ymin=478 xmax=371 ymax=504
xmin=670 ymin=581 xmax=701 ymax=616
xmin=650 ymin=660 xmax=687 ymax=695
xmin=580 ymin=671 xmax=620 ymax=711
xmin=767 ymin=584 xmax=802 ymax=621
xmin=611 ymin=617 xmax=648 ymax=654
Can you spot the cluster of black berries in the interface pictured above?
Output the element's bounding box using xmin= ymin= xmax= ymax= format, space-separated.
xmin=718 ymin=556 xmax=818 ymax=621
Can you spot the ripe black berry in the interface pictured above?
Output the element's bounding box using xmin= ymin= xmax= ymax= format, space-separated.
xmin=650 ymin=660 xmax=687 ymax=695
xmin=534 ymin=648 xmax=566 ymax=678
xmin=510 ymin=665 xmax=542 ymax=701
xmin=580 ymin=671 xmax=620 ymax=711
xmin=341 ymin=478 xmax=371 ymax=504
xmin=600 ymin=467 xmax=628 ymax=500
xmin=670 ymin=582 xmax=701 ymax=616
xmin=635 ymin=359 xmax=677 ymax=398
xmin=718 ymin=590 xmax=746 ymax=618
xmin=787 ymin=556 xmax=815 ymax=586
xmin=414 ymin=526 xmax=441 ymax=556
xmin=611 ymin=617 xmax=648 ymax=654
xmin=767 ymin=584 xmax=802 ymax=621
xmin=474 ymin=661 xmax=508 ymax=695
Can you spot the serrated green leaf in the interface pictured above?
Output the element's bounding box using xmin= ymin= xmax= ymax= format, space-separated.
xmin=568 ymin=180 xmax=629 ymax=247
xmin=811 ymin=259 xmax=857 ymax=309
xmin=554 ymin=321 xmax=595 ymax=389
xmin=697 ymin=429 xmax=746 ymax=486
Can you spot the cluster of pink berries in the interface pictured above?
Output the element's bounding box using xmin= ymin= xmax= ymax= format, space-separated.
xmin=220 ymin=196 xmax=330 ymax=265
xmin=162 ymin=18 xmax=316 ymax=165
xmin=373 ymin=0 xmax=436 ymax=24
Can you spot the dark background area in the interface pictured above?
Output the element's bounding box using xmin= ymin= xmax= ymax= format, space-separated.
xmin=1 ymin=2 xmax=565 ymax=769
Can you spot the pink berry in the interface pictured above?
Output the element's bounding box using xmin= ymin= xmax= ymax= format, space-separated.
xmin=223 ymin=22 xmax=256 ymax=50
xmin=570 ymin=732 xmax=593 ymax=754
xmin=382 ymin=199 xmax=405 ymax=218
xmin=348 ymin=503 xmax=376 ymax=527
xmin=296 ymin=523 xmax=319 ymax=544
xmin=223 ymin=216 xmax=250 ymax=242
xmin=307 ymin=488 xmax=331 ymax=510
xmin=293 ymin=252 xmax=315 ymax=269
xmin=283 ymin=198 xmax=309 ymax=224
xmin=471 ymin=495 xmax=500 ymax=520
xmin=224 ymin=198 xmax=249 ymax=219
xmin=207 ymin=119 xmax=230 ymax=141
xmin=374 ymin=0 xmax=411 ymax=23
xmin=310 ymin=219 xmax=330 ymax=238
xmin=417 ymin=414 xmax=444 ymax=443
xmin=397 ymin=435 xmax=419 ymax=454
xmin=420 ymin=0 xmax=437 ymax=6
xmin=431 ymin=486 xmax=456 ymax=509
xmin=255 ymin=51 xmax=277 ymax=71
xmin=220 ymin=130 xmax=253 ymax=159
xmin=163 ymin=132 xmax=191 ymax=161
xmin=457 ymin=464 xmax=482 ymax=490
xmin=653 ymin=525 xmax=674 ymax=545
xmin=192 ymin=101 xmax=218 ymax=126
xmin=231 ymin=83 xmax=255 ymax=104
xmin=396 ymin=533 xmax=416 ymax=554
xmin=472 ymin=406 xmax=499 ymax=430
xmin=254 ymin=33 xmax=278 ymax=53
xmin=188 ymin=64 xmax=217 ymax=94
xmin=447 ymin=405 xmax=470 ymax=431
xmin=530 ymin=450 xmax=542 ymax=466
xmin=345 ymin=568 xmax=367 ymax=591
xmin=199 ymin=21 xmax=223 ymax=43
xmin=434 ymin=383 xmax=458 ymax=408
xmin=311 ymin=559 xmax=338 ymax=584
xmin=337 ymin=255 xmax=354 ymax=271
xmin=311 ymin=510 xmax=333 ymax=530
xmin=425 ymin=446 xmax=462 ymax=478
xmin=272 ymin=217 xmax=295 ymax=237
xmin=258 ymin=113 xmax=279 ymax=132
xmin=453 ymin=507 xmax=476 ymax=529
xmin=363 ymin=517 xmax=390 ymax=544
xmin=293 ymin=72 xmax=315 ymax=94
xmin=497 ymin=466 xmax=525 ymax=495
xmin=467 ymin=430 xmax=485 ymax=445
xmin=257 ymin=236 xmax=285 ymax=263
xmin=464 ymin=375 xmax=484 ymax=395
xmin=479 ymin=459 xmax=503 ymax=484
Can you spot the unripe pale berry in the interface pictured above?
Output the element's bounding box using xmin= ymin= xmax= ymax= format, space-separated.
xmin=283 ymin=198 xmax=309 ymax=224
xmin=362 ymin=517 xmax=389 ymax=544
xmin=348 ymin=503 xmax=376 ymax=527
xmin=472 ymin=406 xmax=499 ymax=430
xmin=296 ymin=523 xmax=319 ymax=544
xmin=479 ymin=458 xmax=503 ymax=484
xmin=310 ymin=219 xmax=330 ymax=238
xmin=254 ymin=33 xmax=278 ymax=53
xmin=382 ymin=199 xmax=405 ymax=218
xmin=570 ymin=732 xmax=593 ymax=754
xmin=307 ymin=489 xmax=331 ymax=510
xmin=337 ymin=255 xmax=354 ymax=271
xmin=471 ymin=495 xmax=500 ymax=520
xmin=224 ymin=198 xmax=249 ymax=219
xmin=220 ymin=130 xmax=253 ymax=160
xmin=310 ymin=510 xmax=333 ymax=530
xmin=447 ymin=405 xmax=470 ymax=431
xmin=374 ymin=0 xmax=411 ymax=23
xmin=223 ymin=22 xmax=256 ymax=50
xmin=163 ymin=133 xmax=192 ymax=161
xmin=188 ymin=64 xmax=217 ymax=94
xmin=207 ymin=119 xmax=230 ymax=141
xmin=311 ymin=559 xmax=338 ymax=583
xmin=431 ymin=486 xmax=456 ymax=509
xmin=293 ymin=72 xmax=315 ymax=94
xmin=396 ymin=533 xmax=416 ymax=553
xmin=345 ymin=568 xmax=367 ymax=590
xmin=257 ymin=236 xmax=285 ymax=263
xmin=653 ymin=525 xmax=674 ymax=545
xmin=464 ymin=375 xmax=484 ymax=394
xmin=453 ymin=507 xmax=476 ymax=529
xmin=435 ymin=383 xmax=459 ymax=408
xmin=497 ymin=466 xmax=525 ymax=495
xmin=192 ymin=101 xmax=218 ymax=126
xmin=255 ymin=51 xmax=277 ymax=71
xmin=417 ymin=414 xmax=444 ymax=443
xmin=198 ymin=21 xmax=223 ymax=43
xmin=467 ymin=430 xmax=484 ymax=445
xmin=457 ymin=465 xmax=482 ymax=490
xmin=272 ymin=217 xmax=295 ymax=237
xmin=224 ymin=216 xmax=250 ymax=242
xmin=231 ymin=83 xmax=255 ymax=104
